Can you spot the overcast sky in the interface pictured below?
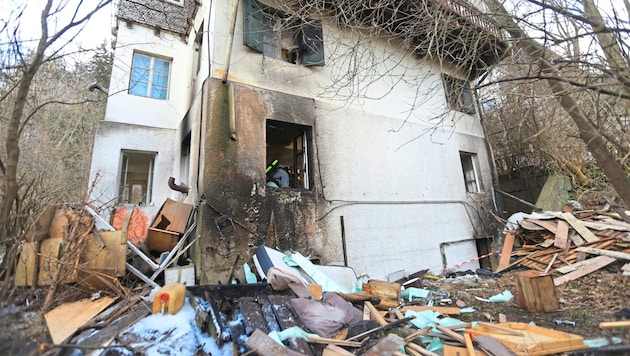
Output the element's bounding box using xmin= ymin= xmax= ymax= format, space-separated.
xmin=1 ymin=0 xmax=113 ymax=57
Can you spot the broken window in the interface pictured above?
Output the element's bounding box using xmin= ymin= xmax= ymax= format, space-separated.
xmin=460 ymin=152 xmax=480 ymax=193
xmin=119 ymin=150 xmax=156 ymax=205
xmin=266 ymin=120 xmax=311 ymax=189
xmin=129 ymin=52 xmax=171 ymax=100
xmin=243 ymin=0 xmax=325 ymax=66
xmin=443 ymin=74 xmax=476 ymax=115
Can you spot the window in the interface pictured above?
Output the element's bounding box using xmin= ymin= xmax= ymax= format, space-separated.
xmin=129 ymin=53 xmax=171 ymax=99
xmin=193 ymin=22 xmax=203 ymax=77
xmin=443 ymin=75 xmax=476 ymax=114
xmin=266 ymin=120 xmax=312 ymax=189
xmin=119 ymin=151 xmax=156 ymax=205
xmin=243 ymin=0 xmax=324 ymax=66
xmin=460 ymin=152 xmax=480 ymax=193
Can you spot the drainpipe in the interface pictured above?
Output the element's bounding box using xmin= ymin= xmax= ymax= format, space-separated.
xmin=228 ymin=81 xmax=237 ymax=140
xmin=222 ymin=0 xmax=240 ymax=84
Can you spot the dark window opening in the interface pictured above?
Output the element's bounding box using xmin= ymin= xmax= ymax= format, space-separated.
xmin=243 ymin=0 xmax=324 ymax=66
xmin=443 ymin=74 xmax=476 ymax=115
xmin=266 ymin=120 xmax=311 ymax=189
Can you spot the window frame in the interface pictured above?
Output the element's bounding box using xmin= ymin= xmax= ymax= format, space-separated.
xmin=443 ymin=74 xmax=476 ymax=115
xmin=129 ymin=52 xmax=172 ymax=100
xmin=460 ymin=152 xmax=481 ymax=194
xmin=265 ymin=120 xmax=313 ymax=190
xmin=243 ymin=0 xmax=325 ymax=66
xmin=118 ymin=150 xmax=157 ymax=206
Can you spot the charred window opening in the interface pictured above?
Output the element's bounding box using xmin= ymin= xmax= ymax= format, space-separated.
xmin=243 ymin=0 xmax=324 ymax=66
xmin=119 ymin=150 xmax=156 ymax=205
xmin=443 ymin=74 xmax=476 ymax=115
xmin=460 ymin=152 xmax=480 ymax=193
xmin=266 ymin=120 xmax=311 ymax=190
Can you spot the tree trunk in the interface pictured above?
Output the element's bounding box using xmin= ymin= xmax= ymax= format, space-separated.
xmin=0 ymin=1 xmax=51 ymax=240
xmin=483 ymin=0 xmax=630 ymax=208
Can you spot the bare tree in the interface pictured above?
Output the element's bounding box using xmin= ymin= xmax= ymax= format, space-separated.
xmin=479 ymin=0 xmax=630 ymax=207
xmin=0 ymin=0 xmax=111 ymax=293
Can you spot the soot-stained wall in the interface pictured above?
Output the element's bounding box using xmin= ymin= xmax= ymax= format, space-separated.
xmin=198 ymin=78 xmax=325 ymax=284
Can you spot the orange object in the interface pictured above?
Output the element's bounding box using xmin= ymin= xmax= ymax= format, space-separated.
xmin=152 ymin=283 xmax=186 ymax=314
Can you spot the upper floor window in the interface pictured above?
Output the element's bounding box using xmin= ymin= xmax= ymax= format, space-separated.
xmin=243 ymin=0 xmax=324 ymax=66
xmin=443 ymin=75 xmax=476 ymax=115
xmin=129 ymin=52 xmax=171 ymax=100
xmin=265 ymin=120 xmax=312 ymax=190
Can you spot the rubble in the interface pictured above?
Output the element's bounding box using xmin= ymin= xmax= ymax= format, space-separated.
xmin=4 ymin=201 xmax=630 ymax=355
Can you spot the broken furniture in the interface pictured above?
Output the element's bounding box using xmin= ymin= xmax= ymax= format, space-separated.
xmin=126 ymin=198 xmax=196 ymax=288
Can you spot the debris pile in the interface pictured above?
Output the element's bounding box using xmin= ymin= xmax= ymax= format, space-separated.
xmin=497 ymin=210 xmax=630 ymax=285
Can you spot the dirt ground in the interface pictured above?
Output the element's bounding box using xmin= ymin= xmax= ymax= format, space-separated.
xmin=0 ymin=263 xmax=628 ymax=356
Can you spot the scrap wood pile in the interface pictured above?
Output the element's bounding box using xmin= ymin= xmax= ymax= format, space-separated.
xmin=497 ymin=209 xmax=630 ymax=285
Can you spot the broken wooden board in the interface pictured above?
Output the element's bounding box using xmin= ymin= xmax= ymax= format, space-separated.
xmin=554 ymin=256 xmax=616 ymax=286
xmin=400 ymin=305 xmax=461 ymax=315
xmin=497 ymin=231 xmax=516 ymax=272
xmin=467 ymin=322 xmax=588 ymax=355
xmin=471 ymin=334 xmax=517 ymax=356
xmin=559 ymin=212 xmax=599 ymax=243
xmin=44 ymin=296 xmax=117 ymax=344
xmin=525 ymin=219 xmax=557 ymax=234
xmin=76 ymin=303 xmax=150 ymax=349
xmin=555 ymin=255 xmax=614 ymax=274
xmin=554 ymin=220 xmax=570 ymax=249
xmin=574 ymin=247 xmax=630 ymax=260
xmin=364 ymin=301 xmax=388 ymax=326
xmin=443 ymin=344 xmax=488 ymax=356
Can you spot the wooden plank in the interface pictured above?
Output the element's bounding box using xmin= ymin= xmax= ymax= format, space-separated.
xmin=442 ymin=344 xmax=487 ymax=356
xmin=472 ymin=334 xmax=517 ymax=356
xmin=246 ymin=329 xmax=305 ymax=356
xmin=307 ymin=336 xmax=361 ymax=348
xmin=44 ymin=297 xmax=117 ymax=344
xmin=582 ymin=220 xmax=630 ymax=231
xmin=365 ymin=301 xmax=388 ymax=326
xmin=240 ymin=300 xmax=269 ymax=334
xmin=322 ymin=344 xmax=356 ymax=356
xmin=81 ymin=231 xmax=127 ymax=277
xmin=561 ymin=212 xmax=599 ymax=243
xmin=77 ymin=303 xmax=150 ymax=349
xmin=406 ymin=342 xmax=441 ymax=356
xmin=554 ymin=220 xmax=570 ymax=249
xmin=464 ymin=332 xmax=476 ymax=356
xmin=554 ymin=256 xmax=616 ymax=286
xmin=575 ymin=247 xmax=630 ymax=260
xmin=436 ymin=325 xmax=464 ymax=343
xmin=496 ymin=231 xmax=515 ymax=272
xmin=556 ymin=256 xmax=612 ymax=274
xmin=622 ymin=263 xmax=630 ymax=272
xmin=599 ymin=321 xmax=630 ymax=329
xmin=525 ymin=219 xmax=557 ymax=233
xmin=263 ymin=294 xmax=313 ymax=356
xmin=400 ymin=305 xmax=461 ymax=315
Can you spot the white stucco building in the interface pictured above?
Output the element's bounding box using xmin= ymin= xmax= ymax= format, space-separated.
xmin=88 ymin=0 xmax=508 ymax=283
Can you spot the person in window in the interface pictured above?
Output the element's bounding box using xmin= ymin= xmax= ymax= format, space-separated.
xmin=266 ymin=161 xmax=290 ymax=188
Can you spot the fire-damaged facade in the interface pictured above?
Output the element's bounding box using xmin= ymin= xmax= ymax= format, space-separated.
xmin=88 ymin=0 xmax=509 ymax=283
